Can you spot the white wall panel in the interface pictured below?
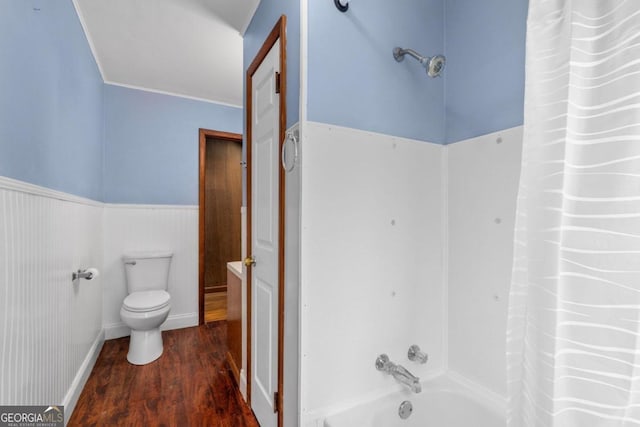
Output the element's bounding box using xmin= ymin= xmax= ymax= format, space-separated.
xmin=0 ymin=177 xmax=103 ymax=418
xmin=300 ymin=122 xmax=445 ymax=418
xmin=284 ymin=124 xmax=301 ymax=426
xmin=447 ymin=126 xmax=523 ymax=397
xmin=102 ymin=204 xmax=198 ymax=338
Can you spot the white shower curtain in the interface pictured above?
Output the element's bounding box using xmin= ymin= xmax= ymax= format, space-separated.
xmin=507 ymin=1 xmax=640 ymax=426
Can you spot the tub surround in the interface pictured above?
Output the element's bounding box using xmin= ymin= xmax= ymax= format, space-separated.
xmin=300 ymin=122 xmax=446 ymax=421
xmin=299 ymin=123 xmax=523 ymax=426
xmin=447 ymin=126 xmax=523 ymax=396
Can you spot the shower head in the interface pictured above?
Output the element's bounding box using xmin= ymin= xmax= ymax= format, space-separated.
xmin=427 ymin=55 xmax=446 ymax=78
xmin=393 ymin=47 xmax=446 ymax=78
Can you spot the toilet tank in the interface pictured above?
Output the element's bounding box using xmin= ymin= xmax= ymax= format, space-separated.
xmin=123 ymin=251 xmax=173 ymax=293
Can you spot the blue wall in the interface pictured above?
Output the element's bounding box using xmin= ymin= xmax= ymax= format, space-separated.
xmin=308 ymin=0 xmax=445 ymax=143
xmin=0 ymin=0 xmax=529 ymax=205
xmin=103 ymin=85 xmax=242 ymax=205
xmin=0 ymin=1 xmax=243 ymax=205
xmin=244 ymin=0 xmax=300 ymax=129
xmin=444 ymin=0 xmax=528 ymax=143
xmin=0 ymin=0 xmax=104 ymax=200
xmin=304 ymin=0 xmax=528 ymax=144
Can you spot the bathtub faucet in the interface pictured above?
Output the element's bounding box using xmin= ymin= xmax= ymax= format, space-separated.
xmin=375 ymin=354 xmax=421 ymax=393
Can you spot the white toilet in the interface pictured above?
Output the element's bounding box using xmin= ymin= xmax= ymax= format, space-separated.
xmin=120 ymin=251 xmax=172 ymax=365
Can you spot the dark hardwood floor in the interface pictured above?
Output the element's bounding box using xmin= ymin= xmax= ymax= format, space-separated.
xmin=69 ymin=322 xmax=258 ymax=427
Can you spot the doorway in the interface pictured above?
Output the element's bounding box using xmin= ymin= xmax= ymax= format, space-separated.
xmin=198 ymin=129 xmax=243 ymax=325
xmin=245 ymin=16 xmax=287 ymax=427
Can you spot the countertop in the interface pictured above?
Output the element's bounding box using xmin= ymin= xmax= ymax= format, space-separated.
xmin=226 ymin=261 xmax=243 ymax=278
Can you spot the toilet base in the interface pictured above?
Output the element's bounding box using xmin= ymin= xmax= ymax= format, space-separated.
xmin=127 ymin=328 xmax=163 ymax=365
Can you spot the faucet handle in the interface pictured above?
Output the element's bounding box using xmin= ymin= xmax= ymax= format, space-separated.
xmin=375 ymin=354 xmax=391 ymax=372
xmin=408 ymin=345 xmax=428 ymax=364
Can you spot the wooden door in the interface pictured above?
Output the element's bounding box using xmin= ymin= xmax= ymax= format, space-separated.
xmin=203 ymin=137 xmax=242 ymax=294
xmin=198 ymin=129 xmax=243 ymax=326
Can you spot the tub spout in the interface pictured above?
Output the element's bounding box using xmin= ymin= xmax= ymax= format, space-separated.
xmin=392 ymin=364 xmax=422 ymax=393
xmin=375 ymin=354 xmax=421 ymax=393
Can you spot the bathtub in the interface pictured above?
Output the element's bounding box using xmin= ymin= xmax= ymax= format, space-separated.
xmin=323 ymin=374 xmax=505 ymax=427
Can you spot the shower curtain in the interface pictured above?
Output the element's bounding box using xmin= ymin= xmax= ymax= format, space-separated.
xmin=507 ymin=1 xmax=640 ymax=426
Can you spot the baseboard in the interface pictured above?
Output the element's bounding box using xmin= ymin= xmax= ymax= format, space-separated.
xmin=205 ymin=284 xmax=227 ymax=294
xmin=104 ymin=312 xmax=199 ymax=340
xmin=63 ymin=329 xmax=105 ymax=425
xmin=226 ymin=351 xmax=241 ymax=386
xmin=240 ymin=369 xmax=247 ymax=401
xmin=162 ymin=312 xmax=198 ymax=331
xmin=104 ymin=322 xmax=130 ymax=340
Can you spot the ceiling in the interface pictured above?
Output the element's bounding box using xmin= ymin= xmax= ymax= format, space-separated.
xmin=74 ymin=0 xmax=261 ymax=107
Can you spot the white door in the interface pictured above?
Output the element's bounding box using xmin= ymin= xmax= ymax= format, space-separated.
xmin=250 ymin=39 xmax=280 ymax=427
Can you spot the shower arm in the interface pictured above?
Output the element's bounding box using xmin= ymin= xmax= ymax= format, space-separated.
xmin=393 ymin=47 xmax=445 ymax=78
xmin=393 ymin=48 xmax=429 ymax=67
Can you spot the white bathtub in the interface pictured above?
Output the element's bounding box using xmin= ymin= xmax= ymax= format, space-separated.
xmin=323 ymin=374 xmax=505 ymax=427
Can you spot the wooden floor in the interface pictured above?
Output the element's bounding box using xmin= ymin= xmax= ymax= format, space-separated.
xmin=205 ymin=291 xmax=227 ymax=323
xmin=69 ymin=322 xmax=258 ymax=427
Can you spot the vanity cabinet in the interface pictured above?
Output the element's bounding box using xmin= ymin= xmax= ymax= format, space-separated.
xmin=226 ymin=262 xmax=242 ymax=385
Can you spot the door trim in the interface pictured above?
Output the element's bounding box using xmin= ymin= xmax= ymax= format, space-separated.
xmin=198 ymin=128 xmax=243 ymax=326
xmin=245 ymin=15 xmax=287 ymax=426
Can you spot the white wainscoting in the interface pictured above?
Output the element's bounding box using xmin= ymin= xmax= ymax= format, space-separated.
xmin=0 ymin=177 xmax=104 ymax=421
xmin=102 ymin=204 xmax=199 ymax=339
xmin=300 ymin=122 xmax=446 ymax=421
xmin=0 ymin=177 xmax=201 ymax=421
xmin=447 ymin=126 xmax=523 ymax=397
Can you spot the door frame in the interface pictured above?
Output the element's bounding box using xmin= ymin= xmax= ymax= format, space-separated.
xmin=245 ymin=15 xmax=287 ymax=425
xmin=198 ymin=128 xmax=243 ymax=326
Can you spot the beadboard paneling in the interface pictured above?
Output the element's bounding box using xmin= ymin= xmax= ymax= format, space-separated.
xmin=103 ymin=204 xmax=199 ymax=338
xmin=0 ymin=180 xmax=103 ymax=412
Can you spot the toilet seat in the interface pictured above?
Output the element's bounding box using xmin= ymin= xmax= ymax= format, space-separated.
xmin=123 ymin=290 xmax=170 ymax=313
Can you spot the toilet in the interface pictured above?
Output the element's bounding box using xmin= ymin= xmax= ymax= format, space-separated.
xmin=120 ymin=251 xmax=172 ymax=365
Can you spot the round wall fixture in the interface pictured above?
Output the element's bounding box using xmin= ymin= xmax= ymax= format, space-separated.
xmin=334 ymin=0 xmax=349 ymax=12
xmin=398 ymin=401 xmax=413 ymax=420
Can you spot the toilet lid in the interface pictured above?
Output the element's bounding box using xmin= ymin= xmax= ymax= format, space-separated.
xmin=123 ymin=290 xmax=170 ymax=312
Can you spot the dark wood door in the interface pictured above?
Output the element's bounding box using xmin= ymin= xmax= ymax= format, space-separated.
xmin=204 ymin=137 xmax=242 ymax=294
